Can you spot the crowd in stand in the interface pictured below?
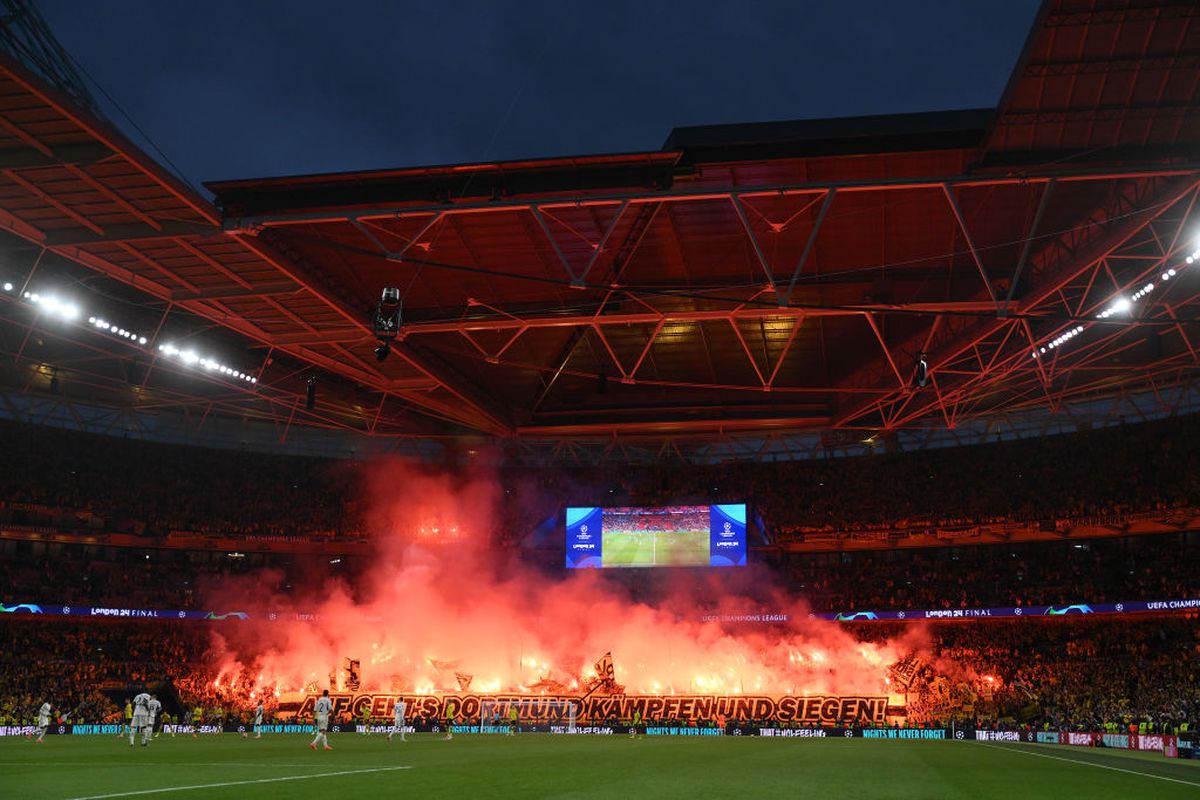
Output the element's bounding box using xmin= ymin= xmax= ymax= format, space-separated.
xmin=1 ymin=414 xmax=1199 ymax=734
xmin=783 ymin=533 xmax=1199 ymax=612
xmin=0 ymin=421 xmax=358 ymax=539
xmin=1 ymin=615 xmax=1195 ymax=732
xmin=903 ymin=618 xmax=1200 ymax=732
xmin=0 ymin=621 xmax=197 ymax=727
xmin=508 ymin=414 xmax=1200 ymax=539
xmin=751 ymin=415 xmax=1196 ymax=536
xmin=3 ymin=532 xmax=1195 ymax=615
xmin=0 ymin=545 xmax=307 ymax=610
xmin=1 ymin=414 xmax=1197 ymax=543
xmin=0 ymin=619 xmax=285 ymax=729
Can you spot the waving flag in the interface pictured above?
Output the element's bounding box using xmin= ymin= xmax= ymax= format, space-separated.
xmin=594 ymin=651 xmax=615 ymax=683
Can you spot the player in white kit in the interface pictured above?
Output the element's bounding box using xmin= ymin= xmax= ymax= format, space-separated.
xmin=32 ymin=700 xmax=51 ymax=743
xmin=244 ymin=700 xmax=264 ymax=739
xmin=387 ymin=699 xmax=407 ymax=742
xmin=309 ymin=689 xmax=333 ymax=751
xmin=145 ymin=696 xmax=161 ymax=744
xmin=130 ymin=692 xmax=151 ymax=747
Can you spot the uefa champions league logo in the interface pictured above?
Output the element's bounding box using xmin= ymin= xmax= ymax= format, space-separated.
xmin=721 ymin=521 xmax=733 ymax=537
xmin=578 ymin=524 xmax=591 ymax=541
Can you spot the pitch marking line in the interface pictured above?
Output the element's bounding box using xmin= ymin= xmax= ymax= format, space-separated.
xmin=0 ymin=761 xmax=395 ymax=768
xmin=0 ymin=762 xmax=373 ymax=768
xmin=168 ymin=762 xmax=401 ymax=769
xmin=62 ymin=765 xmax=412 ymax=799
xmin=977 ymin=742 xmax=1200 ymax=788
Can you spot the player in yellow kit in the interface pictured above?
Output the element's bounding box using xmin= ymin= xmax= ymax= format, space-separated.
xmin=118 ymin=699 xmax=132 ymax=739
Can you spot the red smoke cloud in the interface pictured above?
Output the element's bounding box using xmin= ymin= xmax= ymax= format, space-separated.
xmin=202 ymin=459 xmax=920 ymax=700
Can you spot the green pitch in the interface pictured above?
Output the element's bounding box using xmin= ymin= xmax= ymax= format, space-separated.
xmin=4 ymin=733 xmax=1198 ymax=799
xmin=602 ymin=530 xmax=709 ymax=566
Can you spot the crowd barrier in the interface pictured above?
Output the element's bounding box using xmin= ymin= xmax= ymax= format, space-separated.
xmin=1 ymin=723 xmax=1192 ymax=756
xmin=1007 ymin=729 xmax=1194 ymax=759
xmin=0 ymin=723 xmax=961 ymax=738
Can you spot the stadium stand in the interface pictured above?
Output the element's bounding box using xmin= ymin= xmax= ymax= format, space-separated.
xmin=1 ymin=413 xmax=1197 ymax=544
xmin=1 ymin=615 xmax=1195 ymax=732
xmin=0 ymin=413 xmax=1197 ymax=735
xmin=3 ymin=531 xmax=1197 ymax=613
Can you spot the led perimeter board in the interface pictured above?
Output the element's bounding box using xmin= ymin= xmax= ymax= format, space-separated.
xmin=565 ymin=504 xmax=747 ymax=569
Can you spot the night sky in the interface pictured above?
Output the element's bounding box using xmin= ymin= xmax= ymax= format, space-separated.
xmin=40 ymin=1 xmax=1041 ymax=191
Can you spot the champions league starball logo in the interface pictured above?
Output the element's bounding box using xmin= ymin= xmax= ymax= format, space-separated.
xmin=722 ymin=521 xmax=733 ymax=536
xmin=571 ymin=522 xmax=596 ymax=552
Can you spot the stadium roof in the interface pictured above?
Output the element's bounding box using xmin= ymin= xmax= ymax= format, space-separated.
xmin=0 ymin=0 xmax=1197 ymax=457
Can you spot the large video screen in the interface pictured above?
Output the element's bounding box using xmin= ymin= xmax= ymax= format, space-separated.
xmin=565 ymin=504 xmax=747 ymax=569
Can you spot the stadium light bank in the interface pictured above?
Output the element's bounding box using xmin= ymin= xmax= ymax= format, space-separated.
xmin=1 ymin=280 xmax=256 ymax=385
xmin=1031 ymin=239 xmax=1198 ymax=359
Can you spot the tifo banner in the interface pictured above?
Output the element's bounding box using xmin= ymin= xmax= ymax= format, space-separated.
xmin=293 ymin=693 xmax=890 ymax=726
xmin=4 ymin=597 xmax=1199 ymax=623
